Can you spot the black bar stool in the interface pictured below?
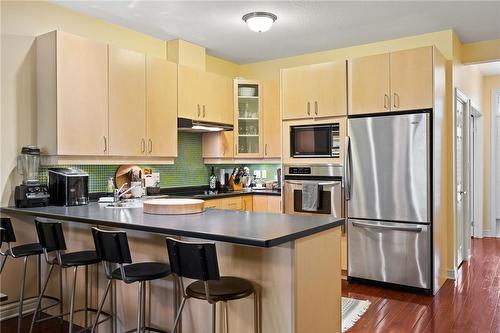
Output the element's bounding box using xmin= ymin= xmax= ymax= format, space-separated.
xmin=29 ymin=219 xmax=109 ymax=333
xmin=166 ymin=238 xmax=259 ymax=333
xmin=91 ymin=227 xmax=172 ymax=333
xmin=0 ymin=217 xmax=62 ymax=333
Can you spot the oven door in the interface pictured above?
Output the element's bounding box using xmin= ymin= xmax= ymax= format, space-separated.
xmin=284 ymin=179 xmax=343 ymax=217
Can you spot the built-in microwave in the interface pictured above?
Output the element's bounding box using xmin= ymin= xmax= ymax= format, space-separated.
xmin=290 ymin=123 xmax=340 ymax=158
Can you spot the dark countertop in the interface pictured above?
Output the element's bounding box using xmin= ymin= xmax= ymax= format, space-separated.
xmin=1 ymin=203 xmax=343 ymax=248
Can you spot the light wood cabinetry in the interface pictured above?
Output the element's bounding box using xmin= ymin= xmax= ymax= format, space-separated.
xmin=282 ymin=60 xmax=347 ymax=120
xmin=350 ymin=53 xmax=390 ymax=115
xmin=263 ymin=80 xmax=281 ymax=158
xmin=253 ymin=195 xmax=282 ymax=213
xmin=349 ymin=46 xmax=433 ymax=115
xmin=37 ymin=31 xmax=109 ymax=156
xmin=108 ymin=46 xmax=146 ymax=156
xmin=205 ymin=195 xmax=280 ymax=213
xmin=146 ymin=56 xmax=178 ymax=157
xmin=390 ymin=47 xmax=433 ymax=111
xmin=178 ymin=65 xmax=233 ymax=124
xmin=242 ymin=196 xmax=253 ymax=211
xmin=202 ymin=131 xmax=234 ymax=159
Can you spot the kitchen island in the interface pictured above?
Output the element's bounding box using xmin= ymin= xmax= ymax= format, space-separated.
xmin=1 ymin=204 xmax=344 ymax=333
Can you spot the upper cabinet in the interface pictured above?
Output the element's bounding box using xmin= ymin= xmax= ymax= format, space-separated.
xmin=146 ymin=57 xmax=178 ymax=157
xmin=178 ymin=65 xmax=232 ymax=124
xmin=234 ymin=79 xmax=263 ymax=157
xmin=108 ymin=46 xmax=146 ymax=156
xmin=349 ymin=46 xmax=433 ymax=115
xmin=37 ymin=31 xmax=109 ymax=156
xmin=282 ymin=60 xmax=347 ymax=120
xmin=262 ymin=79 xmax=281 ymax=158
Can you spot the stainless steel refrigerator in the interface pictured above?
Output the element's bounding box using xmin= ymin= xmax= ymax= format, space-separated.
xmin=345 ymin=112 xmax=432 ymax=291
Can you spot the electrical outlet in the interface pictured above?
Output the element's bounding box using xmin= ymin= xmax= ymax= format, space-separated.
xmin=254 ymin=170 xmax=261 ymax=179
xmin=261 ymin=170 xmax=267 ymax=179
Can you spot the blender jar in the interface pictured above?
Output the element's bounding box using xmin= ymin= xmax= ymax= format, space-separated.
xmin=18 ymin=145 xmax=41 ymax=185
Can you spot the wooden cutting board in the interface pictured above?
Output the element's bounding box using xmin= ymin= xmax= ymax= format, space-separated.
xmin=143 ymin=198 xmax=205 ymax=215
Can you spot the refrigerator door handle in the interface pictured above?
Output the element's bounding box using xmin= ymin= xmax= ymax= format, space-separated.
xmin=344 ymin=136 xmax=352 ymax=200
xmin=352 ymin=221 xmax=423 ymax=233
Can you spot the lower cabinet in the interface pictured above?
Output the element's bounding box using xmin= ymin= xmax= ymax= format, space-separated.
xmin=205 ymin=195 xmax=281 ymax=213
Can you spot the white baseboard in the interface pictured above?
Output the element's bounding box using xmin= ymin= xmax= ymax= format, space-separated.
xmin=483 ymin=229 xmax=500 ymax=238
xmin=0 ymin=297 xmax=40 ymax=321
xmin=447 ymin=269 xmax=457 ymax=280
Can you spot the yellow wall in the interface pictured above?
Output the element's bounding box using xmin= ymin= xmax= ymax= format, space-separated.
xmin=463 ymin=39 xmax=500 ymax=64
xmin=206 ymin=54 xmax=239 ymax=78
xmin=482 ymin=75 xmax=500 ymax=233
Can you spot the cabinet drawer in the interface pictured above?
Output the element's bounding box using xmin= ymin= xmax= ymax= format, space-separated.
xmin=221 ymin=197 xmax=243 ymax=210
xmin=204 ymin=199 xmax=222 ymax=209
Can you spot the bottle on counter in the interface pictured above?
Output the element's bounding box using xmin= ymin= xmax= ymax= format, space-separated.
xmin=209 ymin=166 xmax=217 ymax=191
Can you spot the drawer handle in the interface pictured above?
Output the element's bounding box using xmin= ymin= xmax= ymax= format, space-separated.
xmin=352 ymin=221 xmax=422 ymax=233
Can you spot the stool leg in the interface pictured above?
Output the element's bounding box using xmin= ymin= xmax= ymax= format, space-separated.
xmin=0 ymin=255 xmax=8 ymax=274
xmin=91 ymin=279 xmax=111 ymax=333
xmin=211 ymin=303 xmax=216 ymax=333
xmin=172 ymin=296 xmax=187 ymax=333
xmin=59 ymin=265 xmax=64 ymax=324
xmin=17 ymin=256 xmax=28 ymax=333
xmin=69 ymin=266 xmax=78 ymax=333
xmin=253 ymin=291 xmax=259 ymax=333
xmin=29 ymin=264 xmax=54 ymax=333
xmin=84 ymin=265 xmax=89 ymax=328
xmin=110 ymin=280 xmax=115 ymax=333
xmin=136 ymin=281 xmax=142 ymax=333
xmin=224 ymin=302 xmax=229 ymax=333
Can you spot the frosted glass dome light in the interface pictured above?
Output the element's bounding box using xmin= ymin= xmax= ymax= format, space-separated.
xmin=242 ymin=12 xmax=277 ymax=33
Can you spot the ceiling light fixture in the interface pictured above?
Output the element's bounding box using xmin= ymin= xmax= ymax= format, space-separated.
xmin=242 ymin=12 xmax=277 ymax=33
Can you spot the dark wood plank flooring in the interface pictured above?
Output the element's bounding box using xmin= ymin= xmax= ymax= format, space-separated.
xmin=343 ymin=237 xmax=500 ymax=333
xmin=0 ymin=313 xmax=85 ymax=333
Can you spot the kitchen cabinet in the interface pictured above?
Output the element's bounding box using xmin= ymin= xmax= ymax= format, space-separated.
xmin=37 ymin=31 xmax=109 ymax=156
xmin=263 ymin=79 xmax=281 ymax=158
xmin=253 ymin=195 xmax=282 ymax=213
xmin=178 ymin=65 xmax=233 ymax=124
xmin=242 ymin=196 xmax=253 ymax=211
xmin=221 ymin=196 xmax=243 ymax=210
xmin=349 ymin=46 xmax=433 ymax=115
xmin=204 ymin=199 xmax=222 ymax=209
xmin=108 ymin=46 xmax=146 ymax=156
xmin=146 ymin=56 xmax=178 ymax=157
xmin=234 ymin=79 xmax=263 ymax=157
xmin=202 ymin=131 xmax=234 ymax=159
xmin=282 ymin=60 xmax=347 ymax=120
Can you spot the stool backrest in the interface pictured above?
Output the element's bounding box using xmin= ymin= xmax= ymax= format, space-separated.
xmin=166 ymin=238 xmax=220 ymax=281
xmin=91 ymin=227 xmax=132 ymax=264
xmin=35 ymin=219 xmax=67 ymax=252
xmin=0 ymin=218 xmax=16 ymax=244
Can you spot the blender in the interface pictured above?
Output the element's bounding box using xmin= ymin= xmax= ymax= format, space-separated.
xmin=14 ymin=145 xmax=50 ymax=207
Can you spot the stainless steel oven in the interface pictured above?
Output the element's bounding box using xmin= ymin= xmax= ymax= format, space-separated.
xmin=283 ymin=164 xmax=343 ymax=218
xmin=290 ymin=123 xmax=340 ymax=158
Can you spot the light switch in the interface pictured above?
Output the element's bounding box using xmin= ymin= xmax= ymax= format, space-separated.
xmin=254 ymin=170 xmax=261 ymax=179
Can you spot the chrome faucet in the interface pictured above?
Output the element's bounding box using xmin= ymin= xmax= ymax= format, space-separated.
xmin=114 ymin=183 xmax=140 ymax=202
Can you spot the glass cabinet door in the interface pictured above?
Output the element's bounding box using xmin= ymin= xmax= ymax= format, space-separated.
xmin=235 ymin=80 xmax=262 ymax=156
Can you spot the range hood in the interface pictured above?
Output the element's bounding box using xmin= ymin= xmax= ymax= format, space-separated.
xmin=178 ymin=117 xmax=233 ymax=132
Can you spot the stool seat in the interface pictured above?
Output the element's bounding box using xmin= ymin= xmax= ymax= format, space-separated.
xmin=186 ymin=276 xmax=255 ymax=302
xmin=60 ymin=250 xmax=101 ymax=267
xmin=111 ymin=262 xmax=171 ymax=282
xmin=7 ymin=243 xmax=43 ymax=257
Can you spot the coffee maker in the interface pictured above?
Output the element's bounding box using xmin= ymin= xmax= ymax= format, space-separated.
xmin=14 ymin=145 xmax=50 ymax=208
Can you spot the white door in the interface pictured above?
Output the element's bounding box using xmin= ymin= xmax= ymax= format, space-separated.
xmin=456 ymin=92 xmax=467 ymax=267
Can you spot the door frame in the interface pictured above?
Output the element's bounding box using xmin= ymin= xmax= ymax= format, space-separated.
xmin=489 ymin=88 xmax=500 ymax=237
xmin=454 ymin=88 xmax=471 ymax=267
xmin=469 ymin=104 xmax=483 ymax=239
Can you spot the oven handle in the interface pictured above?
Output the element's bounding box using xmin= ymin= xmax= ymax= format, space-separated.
xmin=352 ymin=221 xmax=423 ymax=233
xmin=344 ymin=136 xmax=352 ymax=200
xmin=284 ymin=181 xmax=340 ymax=187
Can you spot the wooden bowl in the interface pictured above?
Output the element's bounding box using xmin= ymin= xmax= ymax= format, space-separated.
xmin=143 ymin=198 xmax=205 ymax=215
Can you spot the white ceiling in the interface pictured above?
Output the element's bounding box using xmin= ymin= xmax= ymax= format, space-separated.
xmin=475 ymin=61 xmax=500 ymax=76
xmin=51 ymin=1 xmax=500 ymax=64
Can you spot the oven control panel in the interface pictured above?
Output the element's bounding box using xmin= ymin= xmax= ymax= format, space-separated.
xmin=288 ymin=167 xmax=311 ymax=175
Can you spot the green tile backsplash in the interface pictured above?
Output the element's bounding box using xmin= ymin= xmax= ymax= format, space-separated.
xmin=39 ymin=132 xmax=280 ymax=193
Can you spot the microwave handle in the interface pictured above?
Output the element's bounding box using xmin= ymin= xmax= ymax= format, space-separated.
xmin=344 ymin=136 xmax=352 ymax=200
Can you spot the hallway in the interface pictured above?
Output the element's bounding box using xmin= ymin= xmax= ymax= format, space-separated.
xmin=343 ymin=238 xmax=500 ymax=332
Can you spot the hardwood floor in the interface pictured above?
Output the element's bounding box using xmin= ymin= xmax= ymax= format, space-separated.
xmin=0 ymin=313 xmax=84 ymax=333
xmin=343 ymin=237 xmax=500 ymax=333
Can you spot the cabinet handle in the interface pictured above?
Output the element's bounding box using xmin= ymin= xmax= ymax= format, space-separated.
xmin=265 ymin=144 xmax=268 ymax=156
xmin=197 ymin=104 xmax=201 ymax=118
xmin=203 ymin=105 xmax=206 ymax=118
xmin=141 ymin=139 xmax=145 ymax=153
xmin=384 ymin=94 xmax=389 ymax=109
xmin=393 ymin=93 xmax=399 ymax=108
xmin=103 ymin=136 xmax=107 ymax=153
xmin=307 ymin=102 xmax=311 ymax=116
xmin=314 ymin=101 xmax=318 ymax=115
xmin=148 ymin=139 xmax=152 ymax=153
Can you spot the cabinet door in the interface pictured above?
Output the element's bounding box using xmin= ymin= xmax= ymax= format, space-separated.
xmin=282 ymin=65 xmax=311 ymax=120
xmin=202 ymin=72 xmax=222 ymax=123
xmin=56 ymin=32 xmax=108 ymax=155
xmin=390 ymin=47 xmax=433 ymax=111
xmin=252 ymin=195 xmax=268 ymax=212
xmin=350 ymin=53 xmax=390 ymax=115
xmin=202 ymin=131 xmax=234 ymax=158
xmin=108 ymin=46 xmax=146 ymax=156
xmin=234 ymin=80 xmax=263 ymax=157
xmin=242 ymin=196 xmax=253 ymax=211
xmin=263 ymin=79 xmax=281 ymax=158
xmin=221 ymin=197 xmax=243 ymax=210
xmin=178 ymin=65 xmax=202 ymax=119
xmin=220 ymin=76 xmax=234 ymax=125
xmin=310 ymin=61 xmax=347 ymax=117
xmin=205 ymin=199 xmax=222 ymax=209
xmin=146 ymin=57 xmax=177 ymax=157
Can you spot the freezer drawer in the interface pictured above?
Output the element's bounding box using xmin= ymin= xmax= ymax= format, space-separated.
xmin=347 ymin=219 xmax=430 ymax=289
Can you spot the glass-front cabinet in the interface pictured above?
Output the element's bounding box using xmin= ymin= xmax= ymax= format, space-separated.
xmin=234 ymin=79 xmax=263 ymax=157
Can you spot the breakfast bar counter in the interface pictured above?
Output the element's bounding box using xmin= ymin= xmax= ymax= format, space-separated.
xmin=1 ymin=204 xmax=344 ymax=333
